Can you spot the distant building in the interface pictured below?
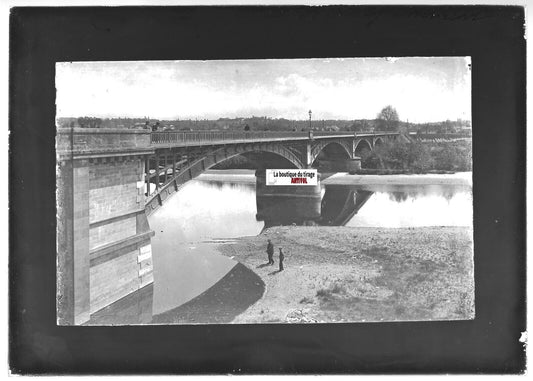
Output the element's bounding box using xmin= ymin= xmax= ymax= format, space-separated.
xmin=459 ymin=126 xmax=472 ymax=135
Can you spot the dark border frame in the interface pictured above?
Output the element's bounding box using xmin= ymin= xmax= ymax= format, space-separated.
xmin=9 ymin=6 xmax=526 ymax=374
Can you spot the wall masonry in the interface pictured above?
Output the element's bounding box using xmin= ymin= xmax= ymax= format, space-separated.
xmin=87 ymin=156 xmax=154 ymax=317
xmin=72 ymin=159 xmax=91 ymax=324
xmin=90 ymin=249 xmax=139 ymax=314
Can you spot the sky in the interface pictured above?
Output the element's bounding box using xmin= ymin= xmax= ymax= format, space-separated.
xmin=56 ymin=57 xmax=471 ymax=123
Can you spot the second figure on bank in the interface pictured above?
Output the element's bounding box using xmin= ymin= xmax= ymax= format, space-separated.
xmin=266 ymin=239 xmax=274 ymax=265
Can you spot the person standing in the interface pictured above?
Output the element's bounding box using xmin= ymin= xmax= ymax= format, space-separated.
xmin=278 ymin=248 xmax=285 ymax=271
xmin=266 ymin=239 xmax=274 ymax=265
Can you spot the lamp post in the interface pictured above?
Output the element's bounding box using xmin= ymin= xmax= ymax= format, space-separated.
xmin=308 ymin=110 xmax=312 ymax=130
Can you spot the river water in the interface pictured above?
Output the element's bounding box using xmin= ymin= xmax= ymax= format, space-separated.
xmin=88 ymin=170 xmax=472 ymax=325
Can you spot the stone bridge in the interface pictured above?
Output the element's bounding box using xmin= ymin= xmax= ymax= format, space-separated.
xmin=56 ymin=128 xmax=398 ymax=324
xmin=144 ymin=130 xmax=393 ymax=216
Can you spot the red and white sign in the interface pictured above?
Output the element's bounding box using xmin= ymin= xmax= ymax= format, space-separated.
xmin=265 ymin=169 xmax=318 ymax=186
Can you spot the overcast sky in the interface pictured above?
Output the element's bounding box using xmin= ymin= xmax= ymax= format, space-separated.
xmin=56 ymin=57 xmax=471 ymax=123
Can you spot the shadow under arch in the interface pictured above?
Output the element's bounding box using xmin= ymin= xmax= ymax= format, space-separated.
xmin=374 ymin=136 xmax=385 ymax=147
xmin=311 ymin=140 xmax=352 ymax=167
xmin=354 ymin=138 xmax=372 ymax=156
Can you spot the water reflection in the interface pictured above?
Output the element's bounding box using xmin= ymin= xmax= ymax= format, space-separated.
xmin=255 ymin=184 xmax=374 ymax=228
xmin=88 ymin=171 xmax=472 ymax=324
xmin=347 ymin=188 xmax=472 ymax=228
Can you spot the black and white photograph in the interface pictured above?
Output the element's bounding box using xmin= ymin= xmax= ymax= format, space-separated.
xmin=9 ymin=4 xmax=526 ymax=374
xmin=56 ymin=57 xmax=474 ymax=326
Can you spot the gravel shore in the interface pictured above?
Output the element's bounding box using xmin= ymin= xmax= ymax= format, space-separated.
xmin=218 ymin=226 xmax=474 ymax=324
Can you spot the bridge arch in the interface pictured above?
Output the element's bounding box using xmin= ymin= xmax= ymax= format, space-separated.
xmin=373 ymin=137 xmax=385 ymax=147
xmin=310 ymin=140 xmax=352 ymax=166
xmin=354 ymin=138 xmax=372 ymax=156
xmin=237 ymin=144 xmax=303 ymax=169
xmin=145 ymin=142 xmax=304 ymax=215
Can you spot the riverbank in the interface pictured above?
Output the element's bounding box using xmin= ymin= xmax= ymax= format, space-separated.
xmin=199 ymin=169 xmax=472 ymax=187
xmin=354 ymin=168 xmax=456 ymax=175
xmin=218 ymin=226 xmax=474 ymax=323
xmin=322 ymin=171 xmax=471 ymax=187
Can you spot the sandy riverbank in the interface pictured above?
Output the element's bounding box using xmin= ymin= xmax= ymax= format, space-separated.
xmin=199 ymin=169 xmax=472 ymax=187
xmin=218 ymin=226 xmax=474 ymax=324
xmin=322 ymin=172 xmax=472 ymax=186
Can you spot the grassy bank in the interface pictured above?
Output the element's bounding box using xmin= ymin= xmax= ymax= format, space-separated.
xmin=362 ymin=140 xmax=472 ymax=173
xmin=218 ymin=226 xmax=474 ymax=323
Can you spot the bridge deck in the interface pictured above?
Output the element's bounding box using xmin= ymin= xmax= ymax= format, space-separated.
xmin=150 ymin=130 xmax=396 ymax=147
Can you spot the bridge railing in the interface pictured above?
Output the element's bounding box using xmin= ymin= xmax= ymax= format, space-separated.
xmin=150 ymin=130 xmax=396 ymax=145
xmin=150 ymin=131 xmax=307 ymax=144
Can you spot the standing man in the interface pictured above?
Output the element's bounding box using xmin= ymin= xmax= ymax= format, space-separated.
xmin=266 ymin=239 xmax=274 ymax=265
xmin=278 ymin=248 xmax=285 ymax=271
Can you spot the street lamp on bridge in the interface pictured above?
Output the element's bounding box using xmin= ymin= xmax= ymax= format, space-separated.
xmin=308 ymin=110 xmax=312 ymax=130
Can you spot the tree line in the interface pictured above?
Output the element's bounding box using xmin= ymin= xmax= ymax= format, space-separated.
xmin=56 ymin=106 xmax=471 ymax=134
xmin=361 ymin=139 xmax=472 ymax=173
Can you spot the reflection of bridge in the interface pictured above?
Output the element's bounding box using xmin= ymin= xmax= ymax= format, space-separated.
xmin=319 ymin=186 xmax=373 ymax=226
xmin=56 ymin=128 xmax=397 ymax=324
xmin=256 ymin=183 xmax=374 ymax=228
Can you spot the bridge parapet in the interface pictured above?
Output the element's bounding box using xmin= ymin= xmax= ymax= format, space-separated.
xmin=57 ymin=129 xmax=399 ymax=156
xmin=57 ymin=128 xmax=154 ymax=160
xmin=149 ymin=130 xmax=398 ymax=147
xmin=151 ymin=130 xmax=307 ymax=145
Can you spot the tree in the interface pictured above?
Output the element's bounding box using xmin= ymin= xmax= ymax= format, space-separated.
xmin=77 ymin=117 xmax=102 ymax=128
xmin=376 ymin=105 xmax=400 ymax=131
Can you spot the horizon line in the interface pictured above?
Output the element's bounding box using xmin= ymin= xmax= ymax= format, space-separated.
xmin=56 ymin=115 xmax=472 ymax=123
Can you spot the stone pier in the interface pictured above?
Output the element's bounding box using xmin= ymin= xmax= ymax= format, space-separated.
xmin=255 ymin=169 xmax=322 ymax=227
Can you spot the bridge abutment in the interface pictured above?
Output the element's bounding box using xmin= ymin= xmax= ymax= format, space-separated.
xmin=87 ymin=156 xmax=155 ymax=316
xmin=56 ymin=158 xmax=91 ymax=324
xmin=57 ymin=129 xmax=155 ymax=324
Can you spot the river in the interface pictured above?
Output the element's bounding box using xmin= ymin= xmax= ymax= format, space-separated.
xmin=87 ymin=170 xmax=472 ymax=325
